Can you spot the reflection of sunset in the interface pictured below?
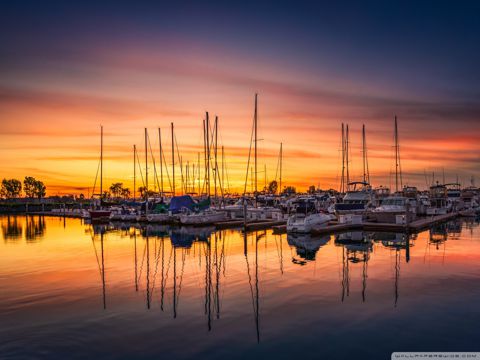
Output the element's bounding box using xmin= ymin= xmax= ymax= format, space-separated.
xmin=2 ymin=216 xmax=480 ymax=312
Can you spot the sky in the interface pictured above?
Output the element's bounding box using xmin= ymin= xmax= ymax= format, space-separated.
xmin=1 ymin=0 xmax=480 ymax=195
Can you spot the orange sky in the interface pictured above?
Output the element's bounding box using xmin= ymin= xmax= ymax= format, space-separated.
xmin=1 ymin=15 xmax=479 ymax=195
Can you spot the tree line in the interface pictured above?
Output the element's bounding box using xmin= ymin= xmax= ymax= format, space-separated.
xmin=1 ymin=177 xmax=46 ymax=199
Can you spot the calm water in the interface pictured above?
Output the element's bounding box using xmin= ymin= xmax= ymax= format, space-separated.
xmin=1 ymin=215 xmax=480 ymax=359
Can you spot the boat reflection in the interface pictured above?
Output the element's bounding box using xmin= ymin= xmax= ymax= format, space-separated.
xmin=287 ymin=233 xmax=330 ymax=265
xmin=373 ymin=231 xmax=412 ymax=307
xmin=335 ymin=231 xmax=372 ymax=302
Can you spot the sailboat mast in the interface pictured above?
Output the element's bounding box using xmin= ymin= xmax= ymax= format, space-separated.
xmin=171 ymin=123 xmax=175 ymax=196
xmin=279 ymin=142 xmax=283 ymax=195
xmin=254 ymin=93 xmax=258 ymax=207
xmin=159 ymin=128 xmax=164 ymax=198
xmin=340 ymin=123 xmax=345 ymax=193
xmin=100 ymin=125 xmax=103 ymax=198
xmin=133 ymin=144 xmax=136 ymax=201
xmin=362 ymin=124 xmax=369 ymax=184
xmin=346 ymin=124 xmax=350 ymax=191
xmin=144 ymin=128 xmax=148 ymax=199
xmin=222 ymin=146 xmax=225 ymax=196
xmin=206 ymin=112 xmax=210 ymax=197
xmin=214 ymin=116 xmax=218 ymax=203
xmin=395 ymin=116 xmax=399 ymax=192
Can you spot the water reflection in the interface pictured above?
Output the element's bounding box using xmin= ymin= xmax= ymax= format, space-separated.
xmin=335 ymin=232 xmax=373 ymax=302
xmin=2 ymin=215 xmax=480 ymax=359
xmin=2 ymin=215 xmax=23 ymax=242
xmin=287 ymin=233 xmax=329 ymax=265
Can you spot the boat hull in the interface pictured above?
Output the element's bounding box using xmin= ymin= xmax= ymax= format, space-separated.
xmin=88 ymin=210 xmax=111 ymax=221
xmin=179 ymin=211 xmax=227 ymax=225
xmin=287 ymin=213 xmax=332 ymax=233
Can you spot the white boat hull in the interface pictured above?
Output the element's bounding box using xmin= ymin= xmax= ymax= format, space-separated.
xmin=146 ymin=213 xmax=171 ymax=223
xmin=287 ymin=213 xmax=333 ymax=233
xmin=179 ymin=211 xmax=227 ymax=225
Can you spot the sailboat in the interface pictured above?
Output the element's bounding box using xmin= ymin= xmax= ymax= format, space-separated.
xmin=334 ymin=124 xmax=375 ymax=216
xmin=372 ymin=117 xmax=415 ymax=223
xmin=245 ymin=94 xmax=282 ymax=221
xmin=178 ymin=114 xmax=226 ymax=225
xmin=89 ymin=126 xmax=112 ymax=221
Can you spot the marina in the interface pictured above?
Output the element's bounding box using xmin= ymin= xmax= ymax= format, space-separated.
xmin=2 ymin=1 xmax=480 ymax=359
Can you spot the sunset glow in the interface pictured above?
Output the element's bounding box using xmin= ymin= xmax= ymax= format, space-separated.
xmin=1 ymin=2 xmax=479 ymax=195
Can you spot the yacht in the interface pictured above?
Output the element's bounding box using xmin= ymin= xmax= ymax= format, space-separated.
xmin=371 ymin=196 xmax=416 ymax=223
xmin=335 ymin=182 xmax=375 ymax=215
xmin=287 ymin=212 xmax=334 ymax=233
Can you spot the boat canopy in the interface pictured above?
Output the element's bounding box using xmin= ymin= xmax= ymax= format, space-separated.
xmin=168 ymin=195 xmax=211 ymax=213
xmin=168 ymin=195 xmax=196 ymax=213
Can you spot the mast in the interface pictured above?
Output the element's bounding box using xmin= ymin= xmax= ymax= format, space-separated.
xmin=394 ymin=116 xmax=402 ymax=192
xmin=362 ymin=124 xmax=370 ymax=184
xmin=214 ymin=116 xmax=218 ymax=203
xmin=171 ymin=123 xmax=175 ymax=196
xmin=159 ymin=128 xmax=164 ymax=198
xmin=198 ymin=152 xmax=201 ymax=196
xmin=100 ymin=125 xmax=103 ymax=200
xmin=254 ymin=93 xmax=258 ymax=207
xmin=340 ymin=123 xmax=345 ymax=193
xmin=346 ymin=124 xmax=350 ymax=191
xmin=144 ymin=128 xmax=148 ymax=199
xmin=133 ymin=144 xmax=136 ymax=201
xmin=279 ymin=143 xmax=283 ymax=195
xmin=222 ymin=146 xmax=225 ymax=196
xmin=206 ymin=112 xmax=210 ymax=197
xmin=264 ymin=164 xmax=267 ymax=192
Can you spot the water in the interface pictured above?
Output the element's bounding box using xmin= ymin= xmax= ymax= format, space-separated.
xmin=1 ymin=215 xmax=480 ymax=360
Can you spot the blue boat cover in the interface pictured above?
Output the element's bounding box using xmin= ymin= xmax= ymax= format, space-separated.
xmin=168 ymin=195 xmax=196 ymax=214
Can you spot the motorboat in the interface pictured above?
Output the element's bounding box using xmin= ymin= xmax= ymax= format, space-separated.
xmin=179 ymin=209 xmax=227 ymax=225
xmin=371 ymin=196 xmax=416 ymax=223
xmin=335 ymin=182 xmax=375 ymax=215
xmin=287 ymin=212 xmax=334 ymax=233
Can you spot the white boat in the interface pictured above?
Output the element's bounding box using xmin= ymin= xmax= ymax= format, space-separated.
xmin=287 ymin=212 xmax=334 ymax=233
xmin=179 ymin=210 xmax=227 ymax=225
xmin=224 ymin=198 xmax=253 ymax=218
xmin=371 ymin=196 xmax=415 ymax=223
xmin=146 ymin=213 xmax=171 ymax=223
xmin=246 ymin=206 xmax=279 ymax=220
xmin=335 ymin=182 xmax=375 ymax=215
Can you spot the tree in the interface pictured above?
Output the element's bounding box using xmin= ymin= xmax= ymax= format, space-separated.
xmin=24 ymin=177 xmax=37 ymax=198
xmin=308 ymin=185 xmax=316 ymax=194
xmin=267 ymin=180 xmax=278 ymax=194
xmin=121 ymin=187 xmax=131 ymax=200
xmin=35 ymin=181 xmax=46 ymax=199
xmin=1 ymin=178 xmax=22 ymax=198
xmin=23 ymin=177 xmax=46 ymax=199
xmin=282 ymin=186 xmax=296 ymax=195
xmin=109 ymin=182 xmax=123 ymax=198
xmin=138 ymin=186 xmax=146 ymax=198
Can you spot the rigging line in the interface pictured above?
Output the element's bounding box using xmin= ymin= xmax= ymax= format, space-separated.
xmin=91 ymin=155 xmax=101 ymax=198
xmin=147 ymin=132 xmax=161 ymax=193
xmin=160 ymin=143 xmax=173 ymax=194
xmin=135 ymin=150 xmax=146 ymax=189
xmin=243 ymin=116 xmax=256 ymax=197
xmin=174 ymin=133 xmax=185 ymax=194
